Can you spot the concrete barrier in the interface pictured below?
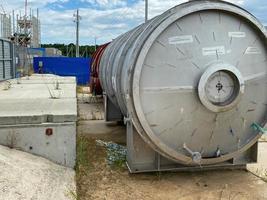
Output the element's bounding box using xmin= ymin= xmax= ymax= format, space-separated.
xmin=0 ymin=74 xmax=77 ymax=168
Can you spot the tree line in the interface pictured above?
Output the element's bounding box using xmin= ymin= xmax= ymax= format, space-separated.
xmin=41 ymin=43 xmax=99 ymax=58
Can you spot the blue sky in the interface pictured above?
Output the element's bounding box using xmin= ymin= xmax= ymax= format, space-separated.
xmin=2 ymin=0 xmax=267 ymax=45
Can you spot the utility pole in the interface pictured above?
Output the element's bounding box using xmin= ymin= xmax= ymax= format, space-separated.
xmin=74 ymin=9 xmax=81 ymax=58
xmin=145 ymin=0 xmax=148 ymax=22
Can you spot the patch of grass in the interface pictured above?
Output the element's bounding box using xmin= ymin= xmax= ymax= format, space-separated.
xmin=76 ymin=86 xmax=84 ymax=94
xmin=76 ymin=135 xmax=92 ymax=174
xmin=76 ymin=134 xmax=108 ymax=200
xmin=111 ymin=158 xmax=126 ymax=170
xmin=66 ymin=188 xmax=78 ymax=200
xmin=76 ymin=135 xmax=107 ymax=173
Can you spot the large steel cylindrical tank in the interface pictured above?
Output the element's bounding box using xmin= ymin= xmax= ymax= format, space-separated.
xmin=99 ymin=0 xmax=267 ymax=168
xmin=90 ymin=43 xmax=109 ymax=95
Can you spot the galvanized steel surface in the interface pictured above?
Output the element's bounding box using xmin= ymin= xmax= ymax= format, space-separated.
xmin=99 ymin=0 xmax=267 ymax=166
xmin=90 ymin=43 xmax=110 ymax=95
xmin=0 ymin=38 xmax=15 ymax=81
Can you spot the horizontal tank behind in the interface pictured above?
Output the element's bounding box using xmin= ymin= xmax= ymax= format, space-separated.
xmin=99 ymin=0 xmax=267 ymax=170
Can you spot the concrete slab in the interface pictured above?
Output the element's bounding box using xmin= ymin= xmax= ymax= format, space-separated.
xmin=0 ymin=75 xmax=76 ymax=100
xmin=0 ymin=99 xmax=77 ymax=125
xmin=78 ymin=101 xmax=104 ymax=121
xmin=77 ymin=93 xmax=103 ymax=104
xmin=0 ymin=74 xmax=77 ymax=168
xmin=77 ymin=100 xmax=126 ymax=143
xmin=13 ymin=74 xmax=77 ymax=83
xmin=261 ymin=135 xmax=267 ymax=142
xmin=0 ymin=145 xmax=75 ymax=200
xmin=78 ymin=120 xmax=126 ymax=145
xmin=247 ymin=141 xmax=267 ymax=179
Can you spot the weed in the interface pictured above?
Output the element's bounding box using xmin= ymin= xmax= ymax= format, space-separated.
xmin=75 ymin=135 xmax=92 ymax=174
xmin=66 ymin=188 xmax=78 ymax=200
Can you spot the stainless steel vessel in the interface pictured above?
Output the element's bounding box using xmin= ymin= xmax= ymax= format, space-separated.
xmin=99 ymin=0 xmax=267 ymax=172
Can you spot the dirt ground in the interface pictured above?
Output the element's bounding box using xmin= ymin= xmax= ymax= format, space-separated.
xmin=77 ymin=100 xmax=267 ymax=200
xmin=76 ymin=134 xmax=267 ymax=200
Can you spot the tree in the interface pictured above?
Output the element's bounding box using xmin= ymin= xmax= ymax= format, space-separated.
xmin=41 ymin=43 xmax=98 ymax=58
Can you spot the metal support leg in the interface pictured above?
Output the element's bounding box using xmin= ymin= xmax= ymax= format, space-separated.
xmin=104 ymin=94 xmax=123 ymax=122
xmin=126 ymin=120 xmax=257 ymax=173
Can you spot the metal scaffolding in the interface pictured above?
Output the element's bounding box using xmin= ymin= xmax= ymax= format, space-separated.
xmin=15 ymin=9 xmax=41 ymax=48
xmin=0 ymin=8 xmax=41 ymax=48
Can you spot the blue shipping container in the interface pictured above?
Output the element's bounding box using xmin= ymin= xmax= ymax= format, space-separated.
xmin=33 ymin=57 xmax=91 ymax=85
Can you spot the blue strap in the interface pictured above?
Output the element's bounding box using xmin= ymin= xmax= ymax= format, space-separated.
xmin=251 ymin=123 xmax=267 ymax=134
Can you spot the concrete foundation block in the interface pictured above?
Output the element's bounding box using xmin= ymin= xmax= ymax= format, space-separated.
xmin=0 ymin=74 xmax=77 ymax=168
xmin=0 ymin=123 xmax=76 ymax=168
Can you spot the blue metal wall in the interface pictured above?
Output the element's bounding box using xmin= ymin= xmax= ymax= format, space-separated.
xmin=33 ymin=57 xmax=91 ymax=85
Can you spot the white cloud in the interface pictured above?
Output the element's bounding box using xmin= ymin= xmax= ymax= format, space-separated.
xmin=2 ymin=0 xmax=266 ymax=45
xmin=81 ymin=0 xmax=126 ymax=9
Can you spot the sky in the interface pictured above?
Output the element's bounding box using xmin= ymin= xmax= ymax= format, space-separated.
xmin=1 ymin=0 xmax=267 ymax=45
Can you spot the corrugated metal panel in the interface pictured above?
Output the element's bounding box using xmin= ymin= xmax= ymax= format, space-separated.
xmin=4 ymin=61 xmax=12 ymax=79
xmin=0 ymin=62 xmax=3 ymax=79
xmin=33 ymin=57 xmax=91 ymax=85
xmin=0 ymin=41 xmax=4 ymax=59
xmin=0 ymin=39 xmax=14 ymax=81
xmin=3 ymin=41 xmax=11 ymax=58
